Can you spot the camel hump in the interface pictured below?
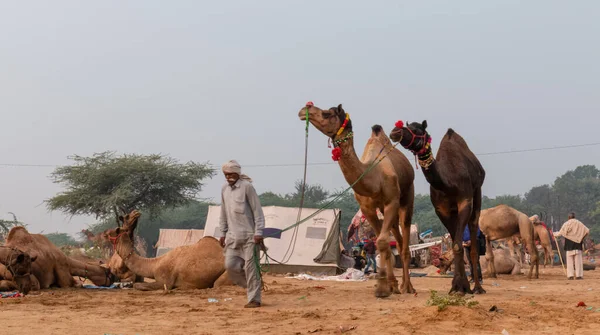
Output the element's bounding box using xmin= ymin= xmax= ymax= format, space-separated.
xmin=7 ymin=226 xmax=30 ymax=241
xmin=371 ymin=124 xmax=383 ymax=135
xmin=446 ymin=128 xmax=455 ymax=137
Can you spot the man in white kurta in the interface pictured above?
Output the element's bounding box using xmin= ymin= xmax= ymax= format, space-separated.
xmin=218 ymin=160 xmax=265 ymax=308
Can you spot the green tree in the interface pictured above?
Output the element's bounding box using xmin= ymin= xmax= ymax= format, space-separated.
xmin=0 ymin=212 xmax=27 ymax=239
xmin=46 ymin=151 xmax=215 ymax=224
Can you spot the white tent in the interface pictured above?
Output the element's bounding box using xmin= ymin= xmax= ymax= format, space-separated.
xmin=203 ymin=205 xmax=342 ymax=275
xmin=155 ymin=229 xmax=204 ymax=257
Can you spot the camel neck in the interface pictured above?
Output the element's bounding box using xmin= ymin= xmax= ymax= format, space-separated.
xmin=418 ymin=147 xmax=448 ymax=191
xmin=116 ymin=239 xmax=157 ymax=279
xmin=68 ymin=257 xmax=111 ymax=286
xmin=335 ymin=133 xmax=378 ymax=196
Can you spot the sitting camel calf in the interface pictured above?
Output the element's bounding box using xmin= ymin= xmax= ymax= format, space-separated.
xmin=106 ymin=211 xmax=232 ymax=291
xmin=439 ymin=247 xmax=521 ymax=276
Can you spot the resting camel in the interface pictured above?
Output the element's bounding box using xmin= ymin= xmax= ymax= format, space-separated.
xmin=106 ymin=211 xmax=145 ymax=283
xmin=106 ymin=211 xmax=231 ymax=291
xmin=0 ymin=246 xmax=37 ymax=294
xmin=478 ymin=205 xmax=539 ymax=279
xmin=529 ymin=215 xmax=554 ymax=267
xmin=439 ymin=245 xmax=522 ymax=276
xmin=4 ymin=227 xmax=114 ymax=289
xmin=299 ymin=103 xmax=416 ymax=297
xmin=391 ymin=120 xmax=485 ymax=295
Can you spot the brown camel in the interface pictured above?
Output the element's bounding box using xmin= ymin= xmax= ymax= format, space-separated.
xmin=4 ymin=227 xmax=114 ymax=289
xmin=0 ymin=246 xmax=37 ymax=294
xmin=528 ymin=216 xmax=554 ymax=267
xmin=82 ymin=228 xmax=112 ymax=258
xmin=390 ymin=120 xmax=485 ymax=295
xmin=299 ymin=103 xmax=416 ymax=297
xmin=439 ymin=246 xmax=522 ymax=276
xmin=477 ymin=205 xmax=539 ymax=279
xmin=106 ymin=211 xmax=231 ymax=291
xmin=106 ymin=211 xmax=145 ymax=283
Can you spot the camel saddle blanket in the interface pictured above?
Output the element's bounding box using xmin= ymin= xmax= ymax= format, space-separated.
xmin=559 ymin=219 xmax=589 ymax=244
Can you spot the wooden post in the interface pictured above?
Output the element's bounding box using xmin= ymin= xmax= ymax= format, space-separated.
xmin=552 ymin=231 xmax=567 ymax=276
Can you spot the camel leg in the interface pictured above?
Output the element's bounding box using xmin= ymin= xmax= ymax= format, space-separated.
xmin=373 ymin=203 xmax=399 ymax=298
xmin=395 ymin=196 xmax=415 ymax=294
xmin=449 ymin=200 xmax=473 ymax=296
xmin=485 ymin=237 xmax=497 ymax=278
xmin=133 ymin=281 xmax=168 ymax=291
xmin=213 ymin=270 xmax=233 ymax=288
xmin=0 ymin=280 xmax=18 ymax=291
xmin=55 ymin=267 xmax=77 ymax=288
xmin=469 ymin=189 xmax=485 ymax=294
xmin=361 ymin=207 xmax=388 ymax=297
xmin=523 ymin=230 xmax=539 ymax=279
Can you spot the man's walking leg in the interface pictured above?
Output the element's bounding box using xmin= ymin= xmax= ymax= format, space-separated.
xmin=575 ymin=250 xmax=584 ymax=278
xmin=243 ymin=242 xmax=262 ymax=307
xmin=225 ymin=247 xmax=247 ymax=288
xmin=566 ymin=251 xmax=575 ymax=279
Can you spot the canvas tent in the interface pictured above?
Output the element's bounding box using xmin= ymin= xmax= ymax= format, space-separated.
xmin=204 ymin=205 xmax=343 ymax=275
xmin=155 ymin=229 xmax=205 ymax=257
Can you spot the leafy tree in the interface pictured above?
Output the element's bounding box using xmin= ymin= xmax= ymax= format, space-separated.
xmin=0 ymin=212 xmax=27 ymax=239
xmin=46 ymin=151 xmax=215 ymax=225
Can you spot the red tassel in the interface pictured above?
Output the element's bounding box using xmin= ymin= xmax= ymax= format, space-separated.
xmin=332 ymin=147 xmax=342 ymax=161
xmin=395 ymin=120 xmax=404 ymax=128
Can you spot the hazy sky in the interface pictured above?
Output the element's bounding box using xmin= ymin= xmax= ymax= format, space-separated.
xmin=1 ymin=1 xmax=599 ymax=237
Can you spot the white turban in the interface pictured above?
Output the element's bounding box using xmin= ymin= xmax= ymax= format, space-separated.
xmin=222 ymin=160 xmax=252 ymax=182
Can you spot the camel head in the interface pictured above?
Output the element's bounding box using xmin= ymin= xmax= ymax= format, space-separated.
xmin=2 ymin=247 xmax=37 ymax=295
xmin=438 ymin=249 xmax=454 ymax=274
xmin=389 ymin=120 xmax=431 ymax=155
xmin=106 ymin=227 xmax=135 ymax=258
xmin=118 ymin=210 xmax=141 ymax=237
xmin=298 ymin=102 xmax=353 ymax=139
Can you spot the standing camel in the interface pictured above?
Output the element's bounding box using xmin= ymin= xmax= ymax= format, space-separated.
xmin=299 ymin=103 xmax=415 ymax=297
xmin=390 ymin=120 xmax=485 ymax=295
xmin=529 ymin=215 xmax=554 ymax=267
xmin=478 ymin=205 xmax=539 ymax=279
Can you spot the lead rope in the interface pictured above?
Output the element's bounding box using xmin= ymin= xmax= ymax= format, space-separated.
xmin=279 ymin=105 xmax=310 ymax=264
xmin=254 ymin=105 xmax=310 ymax=291
xmin=252 ymin=131 xmax=400 ymax=286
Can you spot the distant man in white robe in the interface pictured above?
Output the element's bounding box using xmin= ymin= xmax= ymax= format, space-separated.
xmin=555 ymin=212 xmax=589 ymax=280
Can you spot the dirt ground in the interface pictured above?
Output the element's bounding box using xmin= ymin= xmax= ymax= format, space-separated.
xmin=1 ymin=266 xmax=599 ymax=335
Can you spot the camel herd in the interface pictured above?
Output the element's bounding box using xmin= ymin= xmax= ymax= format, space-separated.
xmin=0 ymin=102 xmax=557 ymax=298
xmin=299 ymin=102 xmax=555 ymax=297
xmin=0 ymin=210 xmax=231 ymax=294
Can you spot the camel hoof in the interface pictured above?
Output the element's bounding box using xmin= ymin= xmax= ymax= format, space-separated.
xmin=472 ymin=286 xmax=486 ymax=294
xmin=375 ymin=288 xmax=392 ymax=298
xmin=401 ymin=282 xmax=416 ymax=294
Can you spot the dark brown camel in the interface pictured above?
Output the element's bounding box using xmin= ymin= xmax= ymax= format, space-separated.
xmin=390 ymin=120 xmax=486 ymax=295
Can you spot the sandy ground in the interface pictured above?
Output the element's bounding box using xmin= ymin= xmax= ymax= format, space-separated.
xmin=1 ymin=266 xmax=599 ymax=335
